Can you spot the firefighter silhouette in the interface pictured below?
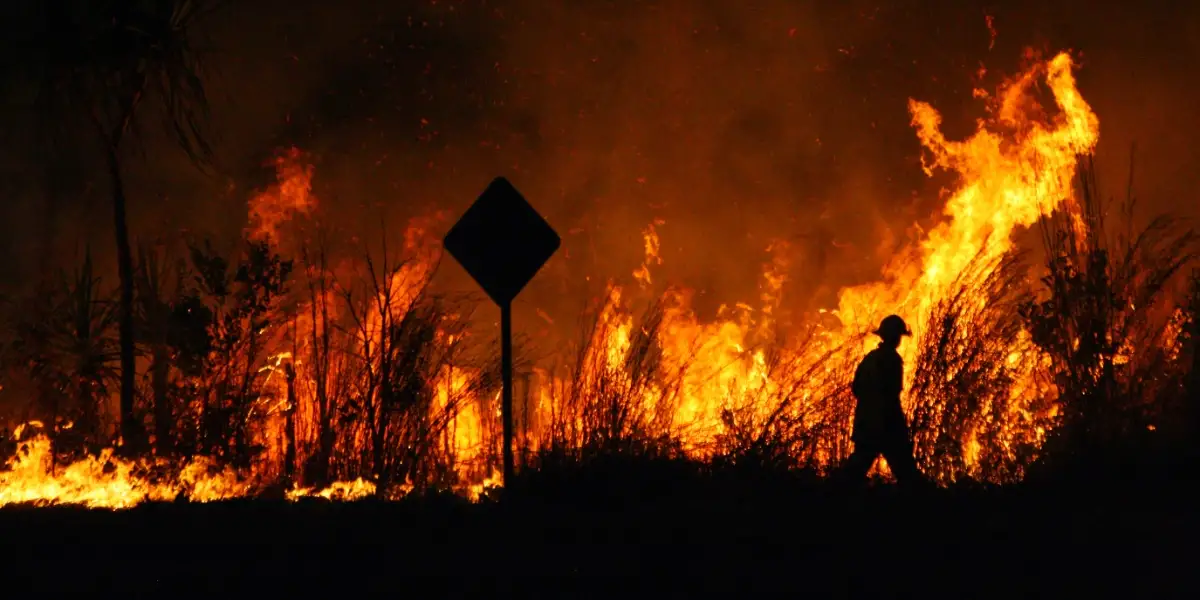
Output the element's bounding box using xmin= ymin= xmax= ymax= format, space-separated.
xmin=842 ymin=314 xmax=927 ymax=485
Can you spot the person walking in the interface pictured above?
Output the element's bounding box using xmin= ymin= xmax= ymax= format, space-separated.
xmin=841 ymin=314 xmax=927 ymax=486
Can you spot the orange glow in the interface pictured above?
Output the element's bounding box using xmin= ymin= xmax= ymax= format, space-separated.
xmin=0 ymin=51 xmax=1113 ymax=507
xmin=246 ymin=147 xmax=316 ymax=245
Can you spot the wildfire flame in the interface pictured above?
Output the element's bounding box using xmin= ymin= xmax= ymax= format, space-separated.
xmin=246 ymin=147 xmax=316 ymax=245
xmin=0 ymin=51 xmax=1107 ymax=507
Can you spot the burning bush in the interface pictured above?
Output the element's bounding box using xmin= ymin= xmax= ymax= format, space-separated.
xmin=6 ymin=49 xmax=1200 ymax=509
xmin=908 ymin=249 xmax=1047 ymax=484
xmin=1023 ymin=157 xmax=1199 ymax=472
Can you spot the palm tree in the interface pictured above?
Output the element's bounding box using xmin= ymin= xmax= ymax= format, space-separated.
xmin=21 ymin=0 xmax=225 ymax=452
xmin=6 ymin=250 xmax=120 ymax=463
xmin=135 ymin=243 xmax=184 ymax=455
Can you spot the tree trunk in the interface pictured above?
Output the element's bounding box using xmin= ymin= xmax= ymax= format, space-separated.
xmin=151 ymin=344 xmax=172 ymax=455
xmin=316 ymin=399 xmax=334 ymax=486
xmin=310 ymin=268 xmax=334 ymax=486
xmin=373 ymin=409 xmax=388 ymax=494
xmin=106 ymin=146 xmax=142 ymax=454
xmin=284 ymin=363 xmax=297 ymax=484
xmin=373 ymin=344 xmax=389 ymax=494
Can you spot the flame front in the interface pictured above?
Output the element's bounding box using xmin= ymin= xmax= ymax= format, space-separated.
xmin=0 ymin=51 xmax=1109 ymax=507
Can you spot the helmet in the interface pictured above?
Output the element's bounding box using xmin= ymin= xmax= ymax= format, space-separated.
xmin=874 ymin=314 xmax=911 ymax=338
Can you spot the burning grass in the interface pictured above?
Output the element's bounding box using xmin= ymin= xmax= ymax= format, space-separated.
xmin=1 ymin=50 xmax=1198 ymax=508
xmin=909 ymin=248 xmax=1046 ymax=484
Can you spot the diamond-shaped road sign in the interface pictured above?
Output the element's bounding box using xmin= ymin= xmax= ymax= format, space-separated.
xmin=443 ymin=177 xmax=561 ymax=307
xmin=443 ymin=177 xmax=560 ymax=488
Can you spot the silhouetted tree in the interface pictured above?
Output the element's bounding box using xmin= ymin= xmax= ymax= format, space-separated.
xmin=5 ymin=251 xmax=119 ymax=462
xmin=135 ymin=244 xmax=186 ymax=455
xmin=22 ymin=0 xmax=225 ymax=452
xmin=297 ymin=242 xmax=339 ymax=487
xmin=182 ymin=238 xmax=292 ymax=467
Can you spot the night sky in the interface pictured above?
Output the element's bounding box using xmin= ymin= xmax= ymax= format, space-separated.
xmin=1 ymin=0 xmax=1197 ymax=328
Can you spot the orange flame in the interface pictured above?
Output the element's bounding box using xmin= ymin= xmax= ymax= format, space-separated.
xmin=0 ymin=50 xmax=1107 ymax=507
xmin=246 ymin=147 xmax=316 ymax=244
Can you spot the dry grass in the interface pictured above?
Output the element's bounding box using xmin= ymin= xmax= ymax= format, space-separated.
xmin=4 ymin=154 xmax=1200 ymax=490
xmin=1024 ymin=156 xmax=1198 ymax=471
xmin=908 ymin=249 xmax=1043 ymax=483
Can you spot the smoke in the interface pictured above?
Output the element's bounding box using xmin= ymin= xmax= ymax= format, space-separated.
xmin=2 ymin=0 xmax=1198 ymax=338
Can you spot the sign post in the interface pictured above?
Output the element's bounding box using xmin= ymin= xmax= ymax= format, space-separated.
xmin=500 ymin=302 xmax=513 ymax=483
xmin=443 ymin=177 xmax=560 ymax=486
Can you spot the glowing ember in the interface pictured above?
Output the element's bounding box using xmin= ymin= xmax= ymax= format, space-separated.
xmin=287 ymin=478 xmax=380 ymax=502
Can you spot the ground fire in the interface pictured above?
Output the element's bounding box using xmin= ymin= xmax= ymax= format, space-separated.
xmin=3 ymin=48 xmax=1195 ymax=509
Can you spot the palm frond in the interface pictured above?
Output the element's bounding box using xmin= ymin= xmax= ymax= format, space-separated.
xmin=19 ymin=0 xmax=227 ymax=168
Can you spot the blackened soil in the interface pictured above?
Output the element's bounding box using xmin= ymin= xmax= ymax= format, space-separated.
xmin=2 ymin=466 xmax=1196 ymax=596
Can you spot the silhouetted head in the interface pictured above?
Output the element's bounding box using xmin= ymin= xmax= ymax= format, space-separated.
xmin=874 ymin=314 xmax=911 ymax=347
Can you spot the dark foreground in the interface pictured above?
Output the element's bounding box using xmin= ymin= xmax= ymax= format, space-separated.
xmin=2 ymin=466 xmax=1197 ymax=595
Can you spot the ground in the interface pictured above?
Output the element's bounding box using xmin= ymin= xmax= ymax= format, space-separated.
xmin=2 ymin=464 xmax=1194 ymax=594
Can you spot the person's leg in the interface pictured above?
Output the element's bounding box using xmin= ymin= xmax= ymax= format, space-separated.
xmin=881 ymin=435 xmax=925 ymax=486
xmin=838 ymin=441 xmax=879 ymax=484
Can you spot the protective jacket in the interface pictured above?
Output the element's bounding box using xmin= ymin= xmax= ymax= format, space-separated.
xmin=850 ymin=343 xmax=908 ymax=444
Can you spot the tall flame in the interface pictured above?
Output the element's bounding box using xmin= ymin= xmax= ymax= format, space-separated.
xmin=0 ymin=51 xmax=1105 ymax=507
xmin=835 ymin=52 xmax=1098 ymax=344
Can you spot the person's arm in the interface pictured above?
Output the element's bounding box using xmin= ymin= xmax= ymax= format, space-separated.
xmin=883 ymin=355 xmax=904 ymax=397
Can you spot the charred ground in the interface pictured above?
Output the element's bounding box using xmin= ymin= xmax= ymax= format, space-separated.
xmin=5 ymin=460 xmax=1199 ymax=591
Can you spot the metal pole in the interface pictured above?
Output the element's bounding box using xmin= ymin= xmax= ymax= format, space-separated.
xmin=500 ymin=302 xmax=515 ymax=486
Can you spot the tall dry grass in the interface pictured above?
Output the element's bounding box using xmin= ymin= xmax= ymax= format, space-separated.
xmin=908 ymin=249 xmax=1045 ymax=483
xmin=5 ymin=155 xmax=1200 ymax=492
xmin=1023 ymin=156 xmax=1198 ymax=471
